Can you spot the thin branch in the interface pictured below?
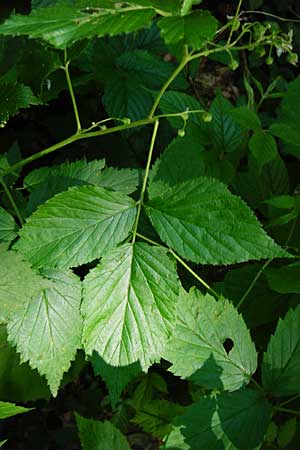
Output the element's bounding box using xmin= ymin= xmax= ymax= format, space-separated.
xmin=0 ymin=177 xmax=24 ymax=226
xmin=63 ymin=49 xmax=82 ymax=133
xmin=132 ymin=120 xmax=159 ymax=243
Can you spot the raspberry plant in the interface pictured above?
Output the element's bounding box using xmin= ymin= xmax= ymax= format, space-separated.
xmin=0 ymin=1 xmax=300 ymax=448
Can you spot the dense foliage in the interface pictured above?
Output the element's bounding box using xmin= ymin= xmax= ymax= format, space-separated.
xmin=0 ymin=0 xmax=300 ymax=448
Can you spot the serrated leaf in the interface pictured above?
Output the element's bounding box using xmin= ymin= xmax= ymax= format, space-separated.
xmin=97 ymin=167 xmax=140 ymax=195
xmin=131 ymin=372 xmax=168 ymax=410
xmin=0 ymin=82 xmax=41 ymax=123
xmin=229 ymin=106 xmax=261 ymax=131
xmin=0 ymin=248 xmax=50 ymax=323
xmin=103 ymin=76 xmax=153 ymax=122
xmin=92 ymin=354 xmax=141 ymax=408
xmin=82 ymin=242 xmax=179 ymax=369
xmin=249 ymin=131 xmax=278 ymax=172
xmin=0 ymin=206 xmax=17 ymax=243
xmin=262 ymin=305 xmax=300 ymax=396
xmin=210 ymin=93 xmax=244 ymax=154
xmin=146 ymin=177 xmax=288 ymax=265
xmin=0 ymin=325 xmax=51 ymax=402
xmin=266 ymin=263 xmax=300 ymax=294
xmin=24 ymin=158 xmax=106 ymax=212
xmin=148 ymin=124 xmax=234 ymax=199
xmin=0 ymin=401 xmax=32 ymax=419
xmin=132 ymin=399 xmax=185 ymax=438
xmin=214 ymin=265 xmax=287 ymax=329
xmin=169 ymin=388 xmax=271 ymax=450
xmin=75 ymin=413 xmax=131 ymax=450
xmin=24 ymin=158 xmax=105 ymax=191
xmin=163 ymin=289 xmax=257 ymax=391
xmin=158 ymin=10 xmax=218 ymax=51
xmin=0 ymin=5 xmax=155 ymax=49
xmin=159 ymin=91 xmax=205 ymax=129
xmin=7 ymin=269 xmax=82 ymax=396
xmin=15 ymin=185 xmax=137 ymax=269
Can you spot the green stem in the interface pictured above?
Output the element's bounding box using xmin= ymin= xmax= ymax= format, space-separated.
xmin=168 ymin=248 xmax=219 ymax=298
xmin=1 ymin=118 xmax=155 ymax=178
xmin=63 ymin=50 xmax=81 ymax=133
xmin=274 ymin=406 xmax=300 ymax=416
xmin=136 ymin=232 xmax=218 ymax=297
xmin=227 ymin=0 xmax=243 ymax=45
xmin=148 ymin=55 xmax=191 ymax=119
xmin=0 ymin=177 xmax=24 ymax=226
xmin=132 ymin=120 xmax=159 ymax=243
xmin=279 ymin=394 xmax=300 ymax=408
xmin=236 ymin=259 xmax=272 ymax=310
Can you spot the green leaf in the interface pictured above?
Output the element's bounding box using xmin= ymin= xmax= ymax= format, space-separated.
xmin=210 ymin=93 xmax=244 ymax=154
xmin=148 ymin=124 xmax=234 ymax=199
xmin=0 ymin=5 xmax=155 ymax=49
xmin=103 ymin=76 xmax=153 ymax=122
xmin=0 ymin=325 xmax=50 ymax=402
xmin=82 ymin=242 xmax=179 ymax=368
xmin=159 ymin=91 xmax=205 ymax=129
xmin=229 ymin=106 xmax=261 ymax=131
xmin=270 ymin=123 xmax=300 ymax=150
xmin=24 ymin=158 xmax=105 ymax=191
xmin=132 ymin=399 xmax=185 ymax=438
xmin=92 ymin=355 xmax=141 ymax=408
xmin=0 ymin=82 xmax=41 ymax=123
xmin=75 ymin=414 xmax=130 ymax=450
xmin=266 ymin=263 xmax=300 ymax=294
xmin=7 ymin=269 xmax=82 ymax=396
xmin=264 ymin=195 xmax=296 ymax=209
xmin=146 ymin=177 xmax=288 ymax=265
xmin=277 ymin=418 xmax=297 ymax=448
xmin=168 ymin=388 xmax=271 ymax=450
xmin=270 ymin=78 xmax=300 ymax=154
xmin=262 ymin=305 xmax=300 ymax=396
xmin=181 ymin=0 xmax=203 ymax=15
xmin=0 ymin=248 xmax=50 ymax=323
xmin=131 ymin=372 xmax=168 ymax=410
xmin=0 ymin=206 xmax=17 ymax=243
xmin=163 ymin=288 xmax=257 ymax=391
xmin=214 ymin=265 xmax=287 ymax=329
xmin=96 ymin=167 xmax=140 ymax=195
xmin=0 ymin=440 xmax=7 ymax=447
xmin=0 ymin=401 xmax=32 ymax=419
xmin=0 ymin=141 xmax=22 ymax=186
xmin=158 ymin=10 xmax=218 ymax=51
xmin=249 ymin=131 xmax=278 ymax=172
xmin=15 ymin=185 xmax=137 ymax=269
xmin=24 ymin=158 xmax=106 ymax=212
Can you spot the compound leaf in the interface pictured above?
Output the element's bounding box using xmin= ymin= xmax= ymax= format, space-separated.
xmin=7 ymin=269 xmax=82 ymax=396
xmin=82 ymin=242 xmax=179 ymax=369
xmin=262 ymin=306 xmax=300 ymax=396
xmin=0 ymin=401 xmax=32 ymax=419
xmin=168 ymin=388 xmax=271 ymax=450
xmin=0 ymin=206 xmax=18 ymax=243
xmin=0 ymin=248 xmax=50 ymax=323
xmin=15 ymin=185 xmax=137 ymax=269
xmin=163 ymin=289 xmax=257 ymax=391
xmin=146 ymin=177 xmax=287 ymax=265
xmin=75 ymin=413 xmax=131 ymax=450
xmin=0 ymin=5 xmax=155 ymax=49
